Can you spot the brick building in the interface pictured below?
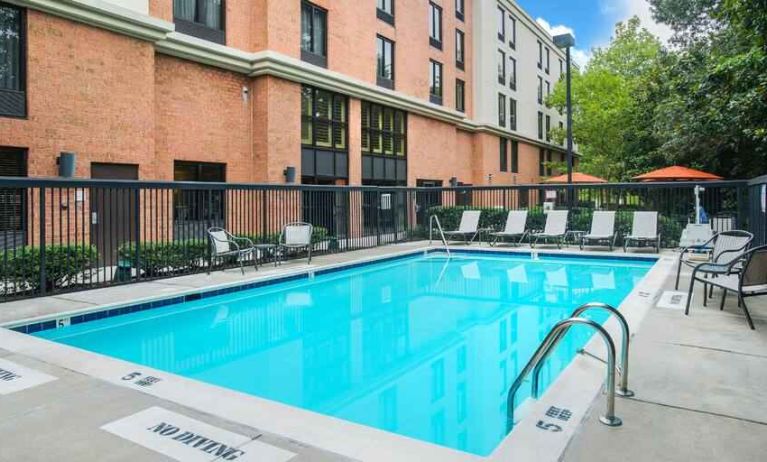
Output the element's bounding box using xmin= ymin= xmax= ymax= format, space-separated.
xmin=0 ymin=0 xmax=571 ymax=188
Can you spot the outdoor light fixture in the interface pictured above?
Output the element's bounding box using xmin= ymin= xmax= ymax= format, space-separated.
xmin=283 ymin=166 xmax=296 ymax=183
xmin=553 ymin=32 xmax=576 ymax=209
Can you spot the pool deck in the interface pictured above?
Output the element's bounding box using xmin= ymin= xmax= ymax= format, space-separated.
xmin=0 ymin=241 xmax=765 ymax=461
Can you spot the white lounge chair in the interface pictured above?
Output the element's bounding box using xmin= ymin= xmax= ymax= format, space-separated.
xmin=531 ymin=210 xmax=568 ymax=249
xmin=279 ymin=222 xmax=314 ymax=263
xmin=443 ymin=210 xmax=481 ymax=244
xmin=490 ymin=210 xmax=528 ymax=246
xmin=623 ymin=211 xmax=660 ymax=252
xmin=580 ymin=211 xmax=617 ymax=250
xmin=207 ymin=227 xmax=257 ymax=275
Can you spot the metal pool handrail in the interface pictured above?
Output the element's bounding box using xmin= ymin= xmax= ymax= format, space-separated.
xmin=429 ymin=215 xmax=451 ymax=257
xmin=532 ymin=302 xmax=634 ymax=398
xmin=506 ymin=317 xmax=622 ymax=432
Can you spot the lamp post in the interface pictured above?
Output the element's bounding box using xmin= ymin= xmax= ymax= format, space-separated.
xmin=553 ymin=33 xmax=575 ymax=207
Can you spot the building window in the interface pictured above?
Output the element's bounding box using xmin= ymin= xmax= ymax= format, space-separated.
xmin=173 ymin=0 xmax=225 ymax=44
xmin=429 ymin=2 xmax=442 ymax=49
xmin=429 ymin=60 xmax=443 ymax=105
xmin=537 ymin=76 xmax=543 ymax=104
xmin=456 ymin=79 xmax=465 ymax=112
xmin=508 ymin=14 xmax=516 ymax=49
xmin=511 ymin=140 xmax=519 ymax=173
xmin=0 ymin=3 xmax=25 ymax=118
xmin=547 ymin=150 xmax=553 ymax=175
xmin=455 ymin=0 xmax=464 ymax=21
xmin=538 ymin=148 xmax=545 ymax=176
xmin=537 ymin=111 xmax=543 ymax=139
xmin=545 ymin=47 xmax=550 ymax=74
xmin=301 ymin=1 xmax=327 ymax=67
xmin=497 ymin=6 xmax=505 ymax=41
xmin=546 ymin=80 xmax=551 ymax=99
xmin=377 ymin=0 xmax=394 ymax=25
xmin=455 ymin=29 xmax=465 ymax=70
xmin=559 ymin=59 xmax=564 ymax=79
xmin=173 ymin=161 xmax=226 ymax=225
xmin=498 ymin=49 xmax=506 ymax=85
xmin=509 ymin=57 xmax=517 ymax=90
xmin=559 ymin=121 xmax=564 ymax=145
xmin=546 ymin=115 xmax=551 ymax=141
xmin=499 ymin=138 xmax=508 ymax=172
xmin=362 ymin=102 xmax=406 ymax=158
xmin=376 ymin=35 xmax=395 ymax=89
xmin=498 ymin=93 xmax=506 ymax=127
xmin=301 ymin=86 xmax=348 ymax=180
xmin=0 ymin=147 xmax=27 ymax=247
xmin=509 ymin=98 xmax=517 ymax=130
xmin=537 ymin=40 xmax=542 ymax=69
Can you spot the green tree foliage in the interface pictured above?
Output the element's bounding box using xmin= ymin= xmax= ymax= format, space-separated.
xmin=549 ymin=2 xmax=767 ymax=180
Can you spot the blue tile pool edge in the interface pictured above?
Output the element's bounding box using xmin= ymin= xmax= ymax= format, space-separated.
xmin=7 ymin=247 xmax=658 ymax=335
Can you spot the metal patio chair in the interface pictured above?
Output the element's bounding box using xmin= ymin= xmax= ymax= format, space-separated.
xmin=490 ymin=210 xmax=528 ymax=246
xmin=580 ymin=211 xmax=618 ymax=250
xmin=279 ymin=222 xmax=314 ymax=264
xmin=623 ymin=211 xmax=660 ymax=253
xmin=207 ymin=227 xmax=257 ymax=275
xmin=531 ymin=210 xmax=568 ymax=249
xmin=685 ymin=245 xmax=767 ymax=330
xmin=674 ymin=230 xmax=753 ymax=290
xmin=443 ymin=210 xmax=482 ymax=244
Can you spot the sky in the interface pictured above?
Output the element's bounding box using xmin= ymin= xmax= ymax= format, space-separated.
xmin=516 ymin=0 xmax=673 ymax=67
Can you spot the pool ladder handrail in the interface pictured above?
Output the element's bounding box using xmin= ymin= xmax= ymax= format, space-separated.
xmin=429 ymin=215 xmax=451 ymax=257
xmin=531 ymin=302 xmax=634 ymax=399
xmin=506 ymin=311 xmax=627 ymax=432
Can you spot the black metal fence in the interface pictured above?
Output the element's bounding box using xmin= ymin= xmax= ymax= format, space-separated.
xmin=748 ymin=175 xmax=767 ymax=246
xmin=0 ymin=177 xmax=753 ymax=302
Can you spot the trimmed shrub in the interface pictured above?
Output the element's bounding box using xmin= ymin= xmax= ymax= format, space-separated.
xmin=0 ymin=245 xmax=98 ymax=292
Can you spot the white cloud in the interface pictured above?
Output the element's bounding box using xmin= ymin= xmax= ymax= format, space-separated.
xmin=535 ymin=17 xmax=576 ymax=39
xmin=570 ymin=48 xmax=592 ymax=68
xmin=612 ymin=0 xmax=673 ymax=43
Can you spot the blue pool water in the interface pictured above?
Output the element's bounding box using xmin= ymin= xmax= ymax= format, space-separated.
xmin=35 ymin=252 xmax=653 ymax=456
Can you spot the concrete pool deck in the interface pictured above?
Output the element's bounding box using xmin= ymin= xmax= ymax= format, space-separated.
xmin=0 ymin=241 xmax=764 ymax=461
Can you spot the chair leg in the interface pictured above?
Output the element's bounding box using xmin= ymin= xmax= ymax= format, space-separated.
xmin=684 ymin=276 xmax=696 ymax=316
xmin=719 ymin=289 xmax=727 ymax=311
xmin=674 ymin=259 xmax=683 ymax=290
xmin=702 ymin=281 xmax=707 ymax=307
xmin=307 ymin=246 xmax=312 ymax=264
xmin=739 ymin=295 xmax=756 ymax=330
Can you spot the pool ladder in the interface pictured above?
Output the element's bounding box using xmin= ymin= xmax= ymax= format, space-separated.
xmin=428 ymin=215 xmax=451 ymax=257
xmin=506 ymin=302 xmax=633 ymax=432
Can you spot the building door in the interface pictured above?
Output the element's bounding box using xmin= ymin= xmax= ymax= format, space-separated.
xmin=90 ymin=163 xmax=139 ymax=265
xmin=416 ymin=179 xmax=443 ymax=226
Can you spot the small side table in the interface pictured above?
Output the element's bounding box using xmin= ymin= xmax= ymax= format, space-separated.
xmin=477 ymin=227 xmax=495 ymax=245
xmin=254 ymin=244 xmax=280 ymax=267
xmin=565 ymin=230 xmax=586 ymax=247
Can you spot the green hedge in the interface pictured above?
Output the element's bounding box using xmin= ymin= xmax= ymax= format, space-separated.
xmin=118 ymin=227 xmax=330 ymax=275
xmin=0 ymin=245 xmax=98 ymax=292
xmin=425 ymin=206 xmax=685 ymax=248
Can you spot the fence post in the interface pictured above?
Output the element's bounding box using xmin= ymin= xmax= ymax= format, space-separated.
xmin=38 ymin=187 xmax=46 ymax=296
xmin=133 ymin=188 xmax=141 ymax=281
xmin=376 ymin=190 xmax=381 ymax=246
xmin=736 ymin=183 xmax=745 ymax=229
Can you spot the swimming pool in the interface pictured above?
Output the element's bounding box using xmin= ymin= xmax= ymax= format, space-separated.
xmin=33 ymin=251 xmax=653 ymax=456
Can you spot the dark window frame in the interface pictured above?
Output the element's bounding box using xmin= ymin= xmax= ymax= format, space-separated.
xmin=455 ymin=78 xmax=465 ymax=112
xmin=498 ymin=49 xmax=506 ymax=85
xmin=455 ymin=29 xmax=465 ymax=70
xmin=455 ymin=0 xmax=464 ymax=21
xmin=498 ymin=93 xmax=506 ymax=128
xmin=0 ymin=146 xmax=28 ymax=245
xmin=511 ymin=140 xmax=519 ymax=173
xmin=545 ymin=47 xmax=550 ymax=74
xmin=301 ymin=1 xmax=328 ymax=68
xmin=497 ymin=6 xmax=505 ymax=41
xmin=537 ymin=111 xmax=544 ymax=140
xmin=429 ymin=59 xmax=443 ymax=105
xmin=173 ymin=0 xmax=226 ymax=45
xmin=301 ymin=85 xmax=349 ymax=152
xmin=173 ymin=160 xmax=227 ymax=223
xmin=537 ymin=40 xmax=543 ymax=69
xmin=376 ymin=35 xmax=395 ymax=89
xmin=361 ymin=101 xmax=407 ymax=158
xmin=429 ymin=2 xmax=443 ymax=49
xmin=509 ymin=98 xmax=517 ymax=131
xmin=537 ymin=76 xmax=543 ymax=104
xmin=0 ymin=3 xmax=26 ymax=119
xmin=546 ymin=115 xmax=551 ymax=141
xmin=509 ymin=56 xmax=517 ymax=90
xmin=539 ymin=148 xmax=545 ymax=176
xmin=499 ymin=137 xmax=508 ymax=172
xmin=377 ymin=0 xmax=395 ymax=25
xmin=508 ymin=14 xmax=516 ymax=49
xmin=361 ymin=101 xmax=407 ymax=184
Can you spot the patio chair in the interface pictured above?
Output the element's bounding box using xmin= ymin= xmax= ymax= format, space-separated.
xmin=207 ymin=227 xmax=257 ymax=275
xmin=279 ymin=222 xmax=314 ymax=264
xmin=531 ymin=210 xmax=568 ymax=249
xmin=685 ymin=245 xmax=767 ymax=330
xmin=443 ymin=210 xmax=481 ymax=244
xmin=580 ymin=211 xmax=617 ymax=250
xmin=674 ymin=230 xmax=753 ymax=290
xmin=490 ymin=210 xmax=528 ymax=246
xmin=623 ymin=211 xmax=660 ymax=252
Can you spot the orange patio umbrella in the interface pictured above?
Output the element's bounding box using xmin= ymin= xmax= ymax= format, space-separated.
xmin=543 ymin=172 xmax=608 ymax=184
xmin=632 ymin=166 xmax=723 ymax=182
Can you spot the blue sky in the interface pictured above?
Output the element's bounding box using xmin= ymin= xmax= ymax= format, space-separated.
xmin=516 ymin=0 xmax=672 ymax=66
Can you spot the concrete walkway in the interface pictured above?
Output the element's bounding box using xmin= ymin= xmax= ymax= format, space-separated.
xmin=563 ymin=264 xmax=767 ymax=461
